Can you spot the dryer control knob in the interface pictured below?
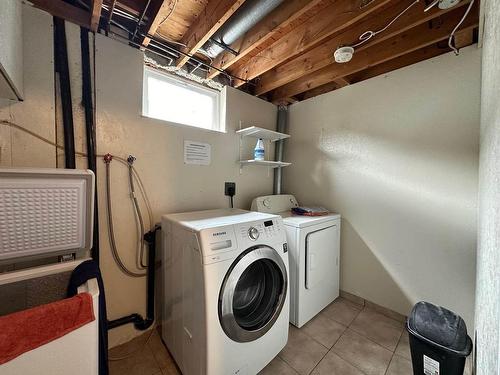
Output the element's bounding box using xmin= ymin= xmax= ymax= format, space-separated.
xmin=248 ymin=227 xmax=259 ymax=240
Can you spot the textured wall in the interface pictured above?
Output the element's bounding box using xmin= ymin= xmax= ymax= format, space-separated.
xmin=0 ymin=5 xmax=54 ymax=167
xmin=284 ymin=46 xmax=481 ymax=327
xmin=0 ymin=5 xmax=277 ymax=347
xmin=474 ymin=0 xmax=500 ymax=372
xmin=94 ymin=34 xmax=277 ymax=347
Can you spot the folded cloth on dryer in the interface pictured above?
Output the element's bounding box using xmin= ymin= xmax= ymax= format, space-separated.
xmin=0 ymin=293 xmax=95 ymax=365
xmin=67 ymin=260 xmax=109 ymax=375
xmin=291 ymin=207 xmax=330 ymax=216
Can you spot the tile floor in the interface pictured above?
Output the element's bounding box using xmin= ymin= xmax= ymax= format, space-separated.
xmin=109 ymin=297 xmax=472 ymax=375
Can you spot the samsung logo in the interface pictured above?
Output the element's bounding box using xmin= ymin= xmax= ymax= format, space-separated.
xmin=212 ymin=231 xmax=227 ymax=237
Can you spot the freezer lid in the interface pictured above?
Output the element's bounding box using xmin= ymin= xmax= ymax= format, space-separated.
xmin=0 ymin=168 xmax=95 ymax=261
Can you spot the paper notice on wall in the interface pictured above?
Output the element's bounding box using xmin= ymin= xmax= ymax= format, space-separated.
xmin=423 ymin=355 xmax=440 ymax=375
xmin=184 ymin=141 xmax=211 ymax=165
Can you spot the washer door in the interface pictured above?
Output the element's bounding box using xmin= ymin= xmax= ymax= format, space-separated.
xmin=219 ymin=245 xmax=287 ymax=343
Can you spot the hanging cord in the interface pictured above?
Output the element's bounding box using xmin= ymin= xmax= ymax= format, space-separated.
xmin=127 ymin=155 xmax=148 ymax=269
xmin=104 ymin=154 xmax=146 ymax=278
xmin=448 ymin=0 xmax=475 ymax=55
xmin=350 ymin=0 xmax=420 ymax=48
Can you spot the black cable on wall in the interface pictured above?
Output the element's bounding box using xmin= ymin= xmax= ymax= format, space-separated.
xmin=53 ymin=17 xmax=76 ymax=169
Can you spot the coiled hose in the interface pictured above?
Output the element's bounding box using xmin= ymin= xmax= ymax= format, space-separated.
xmin=105 ymin=158 xmax=146 ymax=277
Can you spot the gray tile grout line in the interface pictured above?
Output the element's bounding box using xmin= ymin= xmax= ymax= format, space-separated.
xmin=307 ymin=324 xmax=349 ymax=375
xmin=327 ymin=304 xmax=405 ymax=375
xmin=383 ymin=329 xmax=405 ymax=375
xmin=329 ymin=305 xmax=371 ymax=375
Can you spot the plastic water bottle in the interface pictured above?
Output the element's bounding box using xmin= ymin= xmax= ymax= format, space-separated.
xmin=254 ymin=138 xmax=265 ymax=161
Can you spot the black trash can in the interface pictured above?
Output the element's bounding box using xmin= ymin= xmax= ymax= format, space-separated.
xmin=406 ymin=301 xmax=472 ymax=375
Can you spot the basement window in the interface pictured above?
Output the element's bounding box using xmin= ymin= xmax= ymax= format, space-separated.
xmin=142 ymin=67 xmax=222 ymax=131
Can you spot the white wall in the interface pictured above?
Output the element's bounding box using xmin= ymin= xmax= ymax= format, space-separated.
xmin=0 ymin=5 xmax=277 ymax=347
xmin=284 ymin=46 xmax=481 ymax=327
xmin=474 ymin=0 xmax=500 ymax=372
xmin=94 ymin=34 xmax=277 ymax=346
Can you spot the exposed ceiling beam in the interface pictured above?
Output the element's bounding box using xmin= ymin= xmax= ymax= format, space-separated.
xmin=206 ymin=0 xmax=333 ymax=80
xmin=300 ymin=81 xmax=340 ymax=101
xmin=176 ymin=0 xmax=248 ymax=69
xmin=106 ymin=0 xmax=117 ymax=31
xmin=301 ymin=43 xmax=453 ymax=100
xmin=141 ymin=0 xmax=175 ymax=47
xmin=29 ymin=0 xmax=90 ymax=29
xmin=346 ymin=43 xmax=454 ymax=84
xmin=90 ymin=0 xmax=104 ymax=31
xmin=453 ymin=28 xmax=475 ymax=49
xmin=333 ymin=78 xmax=350 ymax=88
xmin=256 ymin=0 xmax=472 ymax=96
xmin=270 ymin=4 xmax=479 ymax=102
xmin=229 ymin=0 xmax=392 ymax=87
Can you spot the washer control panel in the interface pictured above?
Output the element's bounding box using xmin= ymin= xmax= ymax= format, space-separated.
xmin=239 ymin=218 xmax=283 ymax=243
xmin=248 ymin=227 xmax=259 ymax=240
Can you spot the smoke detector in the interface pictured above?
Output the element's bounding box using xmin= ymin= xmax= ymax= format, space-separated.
xmin=425 ymin=0 xmax=461 ymax=11
xmin=334 ymin=46 xmax=354 ymax=63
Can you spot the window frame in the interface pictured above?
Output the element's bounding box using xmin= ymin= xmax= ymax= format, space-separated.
xmin=142 ymin=66 xmax=222 ymax=132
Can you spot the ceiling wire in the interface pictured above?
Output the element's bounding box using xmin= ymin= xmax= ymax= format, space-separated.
xmin=350 ymin=0 xmax=420 ymax=48
xmin=448 ymin=0 xmax=475 ymax=55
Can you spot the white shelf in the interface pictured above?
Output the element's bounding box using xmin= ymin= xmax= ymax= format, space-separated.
xmin=236 ymin=126 xmax=290 ymax=142
xmin=239 ymin=160 xmax=292 ymax=168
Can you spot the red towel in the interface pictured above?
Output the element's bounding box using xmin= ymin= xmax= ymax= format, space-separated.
xmin=0 ymin=293 xmax=95 ymax=365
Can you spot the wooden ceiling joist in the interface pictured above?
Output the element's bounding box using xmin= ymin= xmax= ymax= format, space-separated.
xmin=229 ymin=0 xmax=392 ymax=87
xmin=255 ymin=0 xmax=472 ymax=96
xmin=141 ymin=0 xmax=176 ymax=47
xmin=302 ymin=43 xmax=453 ymax=100
xmin=175 ymin=0 xmax=248 ymax=69
xmin=206 ymin=0 xmax=333 ymax=80
xmin=29 ymin=0 xmax=91 ymax=29
xmin=270 ymin=4 xmax=479 ymax=102
xmin=90 ymin=0 xmax=104 ymax=31
xmin=346 ymin=43 xmax=453 ymax=84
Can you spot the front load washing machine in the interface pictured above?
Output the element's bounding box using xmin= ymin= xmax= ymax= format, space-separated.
xmin=251 ymin=195 xmax=341 ymax=328
xmin=161 ymin=209 xmax=289 ymax=375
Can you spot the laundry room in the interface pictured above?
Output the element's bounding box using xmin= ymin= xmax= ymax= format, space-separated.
xmin=0 ymin=1 xmax=498 ymax=375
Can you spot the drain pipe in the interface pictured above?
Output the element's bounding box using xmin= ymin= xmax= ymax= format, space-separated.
xmin=107 ymin=225 xmax=159 ymax=331
xmin=273 ymin=105 xmax=288 ymax=195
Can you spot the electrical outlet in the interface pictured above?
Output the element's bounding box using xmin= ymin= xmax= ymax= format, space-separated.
xmin=225 ymin=182 xmax=236 ymax=196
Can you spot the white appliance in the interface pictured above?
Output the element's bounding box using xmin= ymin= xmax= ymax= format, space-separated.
xmin=161 ymin=209 xmax=289 ymax=375
xmin=251 ymin=195 xmax=340 ymax=328
xmin=0 ymin=168 xmax=95 ymax=263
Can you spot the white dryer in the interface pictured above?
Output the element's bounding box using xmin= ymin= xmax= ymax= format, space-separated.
xmin=251 ymin=195 xmax=340 ymax=328
xmin=161 ymin=209 xmax=289 ymax=375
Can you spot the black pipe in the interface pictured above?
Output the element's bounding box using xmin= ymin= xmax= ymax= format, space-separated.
xmin=108 ymin=225 xmax=159 ymax=331
xmin=80 ymin=28 xmax=100 ymax=263
xmin=54 ymin=17 xmax=76 ymax=169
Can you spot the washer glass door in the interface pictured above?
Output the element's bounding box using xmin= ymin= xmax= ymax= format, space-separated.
xmin=219 ymin=245 xmax=287 ymax=342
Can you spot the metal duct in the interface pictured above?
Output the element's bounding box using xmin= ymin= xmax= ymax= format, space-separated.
xmin=273 ymin=105 xmax=288 ymax=195
xmin=202 ymin=0 xmax=284 ymax=58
